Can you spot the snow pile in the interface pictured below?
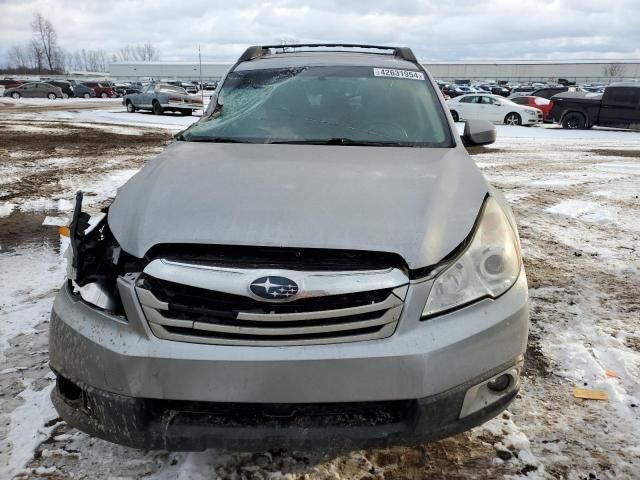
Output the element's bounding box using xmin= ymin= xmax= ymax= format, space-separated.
xmin=546 ymin=199 xmax=617 ymax=224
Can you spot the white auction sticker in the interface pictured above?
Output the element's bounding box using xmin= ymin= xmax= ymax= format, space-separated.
xmin=373 ymin=68 xmax=425 ymax=80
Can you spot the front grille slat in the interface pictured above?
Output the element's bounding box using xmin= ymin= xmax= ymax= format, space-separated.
xmin=136 ymin=258 xmax=408 ymax=346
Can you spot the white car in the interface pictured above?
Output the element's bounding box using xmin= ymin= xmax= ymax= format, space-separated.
xmin=447 ymin=94 xmax=543 ymax=126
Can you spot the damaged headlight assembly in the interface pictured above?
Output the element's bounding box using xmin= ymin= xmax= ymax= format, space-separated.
xmin=422 ymin=197 xmax=522 ymax=318
xmin=64 ymin=191 xmax=129 ymax=312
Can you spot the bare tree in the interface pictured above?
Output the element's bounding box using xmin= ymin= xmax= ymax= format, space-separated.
xmin=116 ymin=43 xmax=160 ymax=62
xmin=8 ymin=45 xmax=29 ymax=69
xmin=29 ymin=38 xmax=45 ymax=72
xmin=603 ymin=63 xmax=625 ymax=80
xmin=31 ymin=14 xmax=63 ymax=72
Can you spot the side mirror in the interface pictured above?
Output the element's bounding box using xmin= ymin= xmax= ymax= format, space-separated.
xmin=462 ymin=120 xmax=496 ymax=147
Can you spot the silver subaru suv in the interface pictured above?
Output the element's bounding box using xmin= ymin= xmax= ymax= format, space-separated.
xmin=49 ymin=44 xmax=529 ymax=451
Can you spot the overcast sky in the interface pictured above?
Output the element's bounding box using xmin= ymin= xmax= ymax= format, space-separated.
xmin=1 ymin=0 xmax=640 ymax=64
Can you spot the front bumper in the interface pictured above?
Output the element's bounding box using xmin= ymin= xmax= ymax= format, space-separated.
xmin=49 ymin=271 xmax=529 ymax=450
xmin=51 ymin=360 xmax=520 ymax=451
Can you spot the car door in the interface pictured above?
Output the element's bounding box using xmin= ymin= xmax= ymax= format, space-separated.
xmin=600 ymin=87 xmax=640 ymax=128
xmin=477 ymin=96 xmax=505 ymax=122
xmin=22 ymin=84 xmax=38 ymax=98
xmin=456 ymin=95 xmax=481 ymax=120
xmin=138 ymin=85 xmax=153 ymax=107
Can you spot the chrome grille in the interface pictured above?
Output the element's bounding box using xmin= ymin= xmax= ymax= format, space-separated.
xmin=136 ymin=259 xmax=408 ymax=346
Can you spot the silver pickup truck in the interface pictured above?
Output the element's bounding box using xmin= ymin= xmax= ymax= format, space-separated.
xmin=123 ymin=83 xmax=203 ymax=116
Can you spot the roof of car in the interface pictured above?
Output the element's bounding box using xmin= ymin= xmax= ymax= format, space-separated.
xmin=234 ymin=51 xmax=420 ymax=72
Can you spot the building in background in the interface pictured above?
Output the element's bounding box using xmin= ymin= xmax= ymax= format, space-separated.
xmin=425 ymin=59 xmax=640 ymax=83
xmin=109 ymin=62 xmax=230 ymax=82
xmin=109 ymin=59 xmax=640 ymax=84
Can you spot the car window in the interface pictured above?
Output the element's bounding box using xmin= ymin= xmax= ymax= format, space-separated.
xmin=156 ymin=85 xmax=187 ymax=94
xmin=512 ymin=97 xmax=528 ymax=105
xmin=459 ymin=96 xmax=479 ymax=103
xmin=183 ymin=65 xmax=452 ymax=147
xmin=480 ymin=96 xmax=494 ymax=104
xmin=604 ymin=87 xmax=640 ymax=105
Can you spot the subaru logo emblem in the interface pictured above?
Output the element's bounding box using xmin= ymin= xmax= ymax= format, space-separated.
xmin=250 ymin=276 xmax=299 ymax=300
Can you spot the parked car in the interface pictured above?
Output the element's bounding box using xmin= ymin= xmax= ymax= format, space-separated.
xmin=203 ymin=82 xmax=218 ymax=91
xmin=114 ymin=85 xmax=141 ymax=97
xmin=50 ymin=43 xmax=529 ymax=452
xmin=440 ymin=83 xmax=464 ymax=98
xmin=490 ymin=85 xmax=511 ymax=97
xmin=48 ymin=80 xmax=74 ymax=98
xmin=448 ymin=93 xmax=543 ymax=125
xmin=509 ymin=85 xmax=535 ymax=98
xmin=123 ymin=83 xmax=203 ymax=115
xmin=73 ymin=84 xmax=96 ymax=99
xmin=529 ymin=86 xmax=568 ymax=99
xmin=3 ymin=81 xmax=63 ymax=99
xmin=81 ymin=82 xmax=115 ymax=98
xmin=0 ymin=79 xmax=23 ymax=89
xmin=184 ymin=84 xmax=199 ymax=94
xmin=549 ymin=84 xmax=640 ymax=129
xmin=509 ymin=96 xmax=554 ymax=122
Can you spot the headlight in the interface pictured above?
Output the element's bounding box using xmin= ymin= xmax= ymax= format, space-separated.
xmin=526 ymin=110 xmax=537 ymax=116
xmin=422 ymin=197 xmax=521 ymax=318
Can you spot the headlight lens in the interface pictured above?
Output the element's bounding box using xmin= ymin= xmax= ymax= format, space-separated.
xmin=422 ymin=197 xmax=521 ymax=318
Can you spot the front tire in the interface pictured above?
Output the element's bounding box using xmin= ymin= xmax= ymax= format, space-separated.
xmin=48 ymin=93 xmax=57 ymax=100
xmin=562 ymin=112 xmax=586 ymax=129
xmin=152 ymin=101 xmax=163 ymax=115
xmin=83 ymin=93 xmax=90 ymax=99
xmin=100 ymin=92 xmax=107 ymax=98
xmin=504 ymin=112 xmax=522 ymax=126
xmin=126 ymin=101 xmax=136 ymax=113
xmin=451 ymin=110 xmax=459 ymax=122
xmin=11 ymin=92 xmax=20 ymax=100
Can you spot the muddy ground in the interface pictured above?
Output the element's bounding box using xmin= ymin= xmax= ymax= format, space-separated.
xmin=1 ymin=103 xmax=639 ymax=479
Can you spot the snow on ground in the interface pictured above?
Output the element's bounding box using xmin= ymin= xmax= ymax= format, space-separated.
xmin=1 ymin=103 xmax=639 ymax=479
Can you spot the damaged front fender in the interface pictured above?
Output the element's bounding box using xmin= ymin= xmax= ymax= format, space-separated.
xmin=67 ymin=191 xmax=142 ymax=313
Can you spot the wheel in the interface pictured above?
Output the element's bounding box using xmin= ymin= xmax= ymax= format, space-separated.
xmin=11 ymin=92 xmax=20 ymax=99
xmin=562 ymin=112 xmax=585 ymax=129
xmin=126 ymin=101 xmax=136 ymax=113
xmin=83 ymin=93 xmax=90 ymax=99
xmin=48 ymin=93 xmax=57 ymax=100
xmin=451 ymin=110 xmax=459 ymax=122
xmin=100 ymin=92 xmax=107 ymax=98
xmin=62 ymin=93 xmax=69 ymax=99
xmin=152 ymin=101 xmax=163 ymax=115
xmin=182 ymin=109 xmax=193 ymax=116
xmin=504 ymin=112 xmax=522 ymax=126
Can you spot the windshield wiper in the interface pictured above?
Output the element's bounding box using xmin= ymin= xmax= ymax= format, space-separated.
xmin=269 ymin=138 xmax=412 ymax=146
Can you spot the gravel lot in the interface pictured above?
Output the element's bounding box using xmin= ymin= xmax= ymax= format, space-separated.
xmin=1 ymin=99 xmax=639 ymax=479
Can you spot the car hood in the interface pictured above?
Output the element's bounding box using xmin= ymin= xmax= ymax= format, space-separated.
xmin=108 ymin=142 xmax=488 ymax=270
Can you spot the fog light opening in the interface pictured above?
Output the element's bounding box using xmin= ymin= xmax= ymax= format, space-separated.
xmin=487 ymin=374 xmax=511 ymax=392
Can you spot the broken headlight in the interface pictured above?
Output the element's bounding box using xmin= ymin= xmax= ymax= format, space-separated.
xmin=422 ymin=197 xmax=521 ymax=318
xmin=65 ymin=192 xmax=124 ymax=312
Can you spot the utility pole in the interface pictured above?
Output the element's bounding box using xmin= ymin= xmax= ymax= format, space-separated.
xmin=199 ymin=44 xmax=204 ymax=109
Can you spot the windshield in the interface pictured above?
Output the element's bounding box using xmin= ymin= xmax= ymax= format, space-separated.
xmin=180 ymin=66 xmax=452 ymax=147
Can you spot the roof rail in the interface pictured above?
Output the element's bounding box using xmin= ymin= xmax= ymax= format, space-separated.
xmin=236 ymin=43 xmax=418 ymax=64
